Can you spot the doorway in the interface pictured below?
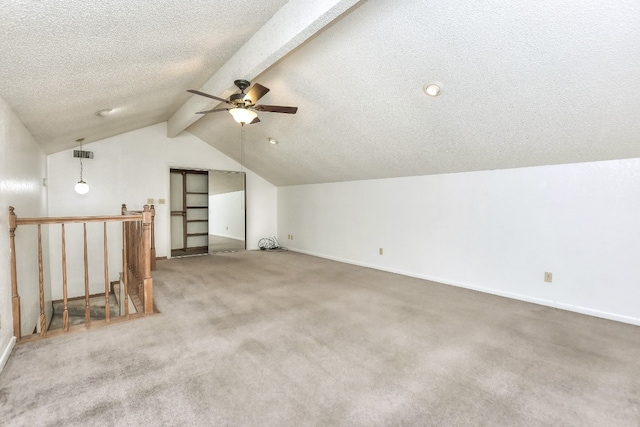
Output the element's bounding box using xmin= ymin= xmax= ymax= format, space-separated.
xmin=170 ymin=168 xmax=246 ymax=257
xmin=170 ymin=169 xmax=209 ymax=257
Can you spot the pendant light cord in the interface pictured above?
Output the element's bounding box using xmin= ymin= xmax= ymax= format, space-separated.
xmin=80 ymin=141 xmax=84 ymax=181
xmin=77 ymin=138 xmax=85 ymax=182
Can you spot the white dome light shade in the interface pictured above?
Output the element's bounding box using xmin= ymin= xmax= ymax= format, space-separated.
xmin=424 ymin=83 xmax=441 ymax=97
xmin=75 ymin=180 xmax=89 ymax=194
xmin=229 ymin=108 xmax=257 ymax=124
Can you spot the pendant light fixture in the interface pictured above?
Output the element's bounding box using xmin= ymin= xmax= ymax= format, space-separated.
xmin=74 ymin=138 xmax=89 ymax=194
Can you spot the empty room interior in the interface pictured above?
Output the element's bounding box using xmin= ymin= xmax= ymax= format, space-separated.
xmin=1 ymin=0 xmax=639 ymax=425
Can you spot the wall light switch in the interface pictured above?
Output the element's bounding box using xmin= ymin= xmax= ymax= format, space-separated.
xmin=147 ymin=198 xmax=154 ymax=204
xmin=379 ymin=248 xmax=384 ymax=255
xmin=544 ymin=272 xmax=553 ymax=283
xmin=158 ymin=199 xmax=165 ymax=204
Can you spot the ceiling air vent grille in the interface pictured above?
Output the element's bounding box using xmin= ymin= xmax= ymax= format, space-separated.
xmin=73 ymin=150 xmax=94 ymax=159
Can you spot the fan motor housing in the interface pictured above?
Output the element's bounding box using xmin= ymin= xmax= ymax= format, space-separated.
xmin=230 ymin=93 xmax=248 ymax=105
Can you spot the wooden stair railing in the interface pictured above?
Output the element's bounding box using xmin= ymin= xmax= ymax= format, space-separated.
xmin=8 ymin=204 xmax=155 ymax=342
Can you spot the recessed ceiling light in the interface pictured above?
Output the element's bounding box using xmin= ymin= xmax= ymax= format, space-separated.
xmin=424 ymin=83 xmax=441 ymax=97
xmin=268 ymin=137 xmax=278 ymax=145
xmin=94 ymin=108 xmax=113 ymax=117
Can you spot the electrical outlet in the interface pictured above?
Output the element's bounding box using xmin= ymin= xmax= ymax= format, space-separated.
xmin=379 ymin=248 xmax=384 ymax=255
xmin=544 ymin=272 xmax=553 ymax=283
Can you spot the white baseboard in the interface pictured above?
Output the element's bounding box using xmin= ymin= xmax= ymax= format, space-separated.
xmin=291 ymin=248 xmax=640 ymax=327
xmin=0 ymin=336 xmax=17 ymax=374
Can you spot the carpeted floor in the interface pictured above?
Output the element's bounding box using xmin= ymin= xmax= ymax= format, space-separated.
xmin=1 ymin=251 xmax=639 ymax=426
xmin=208 ymin=234 xmax=245 ymax=253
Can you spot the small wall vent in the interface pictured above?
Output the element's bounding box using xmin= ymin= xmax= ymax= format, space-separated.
xmin=73 ymin=150 xmax=94 ymax=159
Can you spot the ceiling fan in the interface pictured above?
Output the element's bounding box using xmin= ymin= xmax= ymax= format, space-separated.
xmin=188 ymin=79 xmax=298 ymax=125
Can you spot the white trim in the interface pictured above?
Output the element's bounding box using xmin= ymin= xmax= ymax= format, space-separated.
xmin=0 ymin=336 xmax=17 ymax=374
xmin=291 ymin=248 xmax=640 ymax=327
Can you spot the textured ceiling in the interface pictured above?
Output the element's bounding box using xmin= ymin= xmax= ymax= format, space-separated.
xmin=188 ymin=0 xmax=640 ymax=186
xmin=2 ymin=0 xmax=640 ymax=186
xmin=0 ymin=0 xmax=288 ymax=153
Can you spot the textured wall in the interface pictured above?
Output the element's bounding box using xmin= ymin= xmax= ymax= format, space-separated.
xmin=0 ymin=95 xmax=48 ymax=355
xmin=278 ymin=158 xmax=640 ymax=324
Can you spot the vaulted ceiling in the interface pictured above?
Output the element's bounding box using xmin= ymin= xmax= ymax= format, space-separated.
xmin=2 ymin=0 xmax=639 ymax=186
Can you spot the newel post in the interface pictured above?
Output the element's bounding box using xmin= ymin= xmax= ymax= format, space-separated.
xmin=142 ymin=205 xmax=154 ymax=314
xmin=9 ymin=207 xmax=21 ymax=341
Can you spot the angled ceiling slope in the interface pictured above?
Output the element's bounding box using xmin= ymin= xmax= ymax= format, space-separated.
xmin=0 ymin=0 xmax=291 ymax=154
xmin=187 ymin=0 xmax=640 ymax=186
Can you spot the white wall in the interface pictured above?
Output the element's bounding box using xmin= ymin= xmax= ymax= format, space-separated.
xmin=278 ymin=158 xmax=640 ymax=325
xmin=209 ymin=191 xmax=245 ymax=240
xmin=0 ymin=95 xmax=48 ymax=363
xmin=47 ymin=122 xmax=276 ymax=298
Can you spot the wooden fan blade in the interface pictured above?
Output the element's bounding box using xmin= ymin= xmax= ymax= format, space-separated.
xmin=187 ymin=89 xmax=232 ymax=105
xmin=244 ymin=83 xmax=270 ymax=105
xmin=253 ymin=104 xmax=298 ymax=114
xmin=195 ymin=108 xmax=230 ymax=115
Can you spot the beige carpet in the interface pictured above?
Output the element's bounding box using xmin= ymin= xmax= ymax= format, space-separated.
xmin=1 ymin=251 xmax=639 ymax=426
xmin=209 ymin=234 xmax=245 ymax=253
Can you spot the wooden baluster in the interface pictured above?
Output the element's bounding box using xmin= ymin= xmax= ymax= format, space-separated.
xmin=129 ymin=222 xmax=138 ymax=300
xmin=9 ymin=207 xmax=21 ymax=341
xmin=83 ymin=223 xmax=91 ymax=327
xmin=134 ymin=222 xmax=138 ymax=297
xmin=61 ymin=223 xmax=69 ymax=332
xmin=139 ymin=220 xmax=144 ymax=297
xmin=122 ymin=220 xmax=130 ymax=317
xmin=142 ymin=205 xmax=154 ymax=314
xmin=37 ymin=225 xmax=46 ymax=336
xmin=104 ymin=222 xmax=110 ymax=323
xmin=127 ymin=222 xmax=133 ymax=298
xmin=150 ymin=205 xmax=156 ymax=271
xmin=136 ymin=222 xmax=144 ymax=284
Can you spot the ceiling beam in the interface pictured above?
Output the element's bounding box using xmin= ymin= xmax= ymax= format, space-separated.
xmin=166 ymin=0 xmax=363 ymax=138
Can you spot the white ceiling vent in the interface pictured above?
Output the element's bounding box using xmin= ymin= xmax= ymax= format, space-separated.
xmin=73 ymin=150 xmax=94 ymax=159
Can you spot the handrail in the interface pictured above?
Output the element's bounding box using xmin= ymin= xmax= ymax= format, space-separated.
xmin=8 ymin=204 xmax=154 ymax=342
xmin=15 ymin=214 xmax=142 ymax=225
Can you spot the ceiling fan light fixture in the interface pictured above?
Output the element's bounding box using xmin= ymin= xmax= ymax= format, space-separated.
xmin=229 ymin=108 xmax=257 ymax=124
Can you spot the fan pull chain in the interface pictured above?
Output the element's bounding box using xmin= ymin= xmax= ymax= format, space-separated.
xmin=240 ymin=124 xmax=245 ymax=210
